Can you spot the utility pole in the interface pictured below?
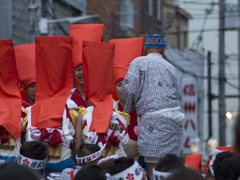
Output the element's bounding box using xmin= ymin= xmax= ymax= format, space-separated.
xmin=208 ymin=51 xmax=212 ymax=139
xmin=238 ymin=0 xmax=240 ymax=111
xmin=219 ymin=0 xmax=226 ymax=146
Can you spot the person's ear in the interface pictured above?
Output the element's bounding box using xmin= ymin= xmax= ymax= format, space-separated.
xmin=144 ymin=46 xmax=147 ymax=55
xmin=161 ymin=47 xmax=166 ymax=56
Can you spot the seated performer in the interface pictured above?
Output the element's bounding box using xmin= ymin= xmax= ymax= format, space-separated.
xmin=109 ymin=37 xmax=144 ymax=160
xmin=24 ymin=37 xmax=82 ymax=174
xmin=69 ymin=24 xmax=104 ymax=108
xmin=14 ymin=43 xmax=36 ymax=105
xmin=80 ymin=41 xmax=129 ymax=158
xmin=59 ymin=143 xmax=105 ymax=180
xmin=122 ymin=35 xmax=185 ymax=179
xmin=109 ymin=157 xmax=144 ymax=180
xmin=17 ymin=141 xmax=48 ymax=177
xmin=0 ymin=39 xmax=23 ymax=162
xmin=153 ymin=154 xmax=186 ymax=180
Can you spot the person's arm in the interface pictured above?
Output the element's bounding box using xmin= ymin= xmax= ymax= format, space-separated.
xmin=122 ymin=59 xmax=141 ymax=113
xmin=72 ymin=110 xmax=83 ymax=159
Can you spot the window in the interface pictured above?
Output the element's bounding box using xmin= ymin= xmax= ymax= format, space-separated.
xmin=120 ymin=0 xmax=134 ymax=30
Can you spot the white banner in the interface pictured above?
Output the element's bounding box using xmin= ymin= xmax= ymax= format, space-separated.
xmin=181 ymin=77 xmax=198 ymax=154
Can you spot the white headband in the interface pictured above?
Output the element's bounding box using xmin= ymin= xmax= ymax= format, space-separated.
xmin=209 ymin=155 xmax=216 ymax=176
xmin=17 ymin=153 xmax=47 ymax=169
xmin=153 ymin=168 xmax=171 ymax=180
xmin=97 ymin=155 xmax=119 ymax=165
xmin=111 ymin=161 xmax=143 ymax=180
xmin=76 ymin=144 xmax=105 ymax=165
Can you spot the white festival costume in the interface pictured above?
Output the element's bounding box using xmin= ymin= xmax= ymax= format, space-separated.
xmin=82 ymin=106 xmax=128 ymax=157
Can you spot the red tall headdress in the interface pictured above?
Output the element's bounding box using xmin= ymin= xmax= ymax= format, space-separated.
xmin=0 ymin=39 xmax=22 ymax=139
xmin=14 ymin=44 xmax=36 ymax=101
xmin=31 ymin=37 xmax=73 ymax=128
xmin=82 ymin=41 xmax=115 ymax=133
xmin=109 ymin=38 xmax=144 ymax=84
xmin=70 ymin=24 xmax=104 ymax=87
xmin=185 ymin=154 xmax=202 ymax=171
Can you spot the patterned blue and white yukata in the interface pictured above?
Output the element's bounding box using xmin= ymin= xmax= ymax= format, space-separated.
xmin=122 ymin=53 xmax=184 ymax=160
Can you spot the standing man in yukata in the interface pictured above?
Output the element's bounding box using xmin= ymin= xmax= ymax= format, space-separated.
xmin=122 ymin=35 xmax=185 ymax=179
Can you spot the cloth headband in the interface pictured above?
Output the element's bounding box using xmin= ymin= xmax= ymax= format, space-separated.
xmin=111 ymin=161 xmax=143 ymax=180
xmin=97 ymin=155 xmax=119 ymax=165
xmin=145 ymin=35 xmax=167 ymax=47
xmin=153 ymin=168 xmax=171 ymax=180
xmin=17 ymin=152 xmax=47 ymax=169
xmin=76 ymin=144 xmax=106 ymax=165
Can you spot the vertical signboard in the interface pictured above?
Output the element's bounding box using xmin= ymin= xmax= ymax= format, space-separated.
xmin=181 ymin=77 xmax=198 ymax=154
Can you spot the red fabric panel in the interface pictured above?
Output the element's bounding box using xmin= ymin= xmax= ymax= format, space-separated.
xmin=14 ymin=44 xmax=36 ymax=89
xmin=216 ymin=146 xmax=232 ymax=151
xmin=82 ymin=41 xmax=115 ymax=133
xmin=185 ymin=154 xmax=202 ymax=172
xmin=117 ymin=103 xmax=138 ymax=141
xmin=31 ymin=37 xmax=73 ymax=128
xmin=70 ymin=24 xmax=104 ymax=88
xmin=0 ymin=39 xmax=22 ymax=139
xmin=70 ymin=88 xmax=87 ymax=108
xmin=109 ymin=38 xmax=144 ymax=84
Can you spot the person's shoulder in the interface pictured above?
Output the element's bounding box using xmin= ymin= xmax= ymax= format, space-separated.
xmin=130 ymin=56 xmax=148 ymax=67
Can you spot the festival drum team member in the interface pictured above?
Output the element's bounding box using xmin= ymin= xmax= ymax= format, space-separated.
xmin=0 ymin=39 xmax=23 ymax=162
xmin=24 ymin=36 xmax=82 ymax=174
xmin=69 ymin=24 xmax=104 ymax=107
xmin=109 ymin=37 xmax=144 ymax=160
xmin=122 ymin=35 xmax=185 ymax=179
xmin=14 ymin=43 xmax=36 ymax=106
xmin=80 ymin=41 xmax=129 ymax=157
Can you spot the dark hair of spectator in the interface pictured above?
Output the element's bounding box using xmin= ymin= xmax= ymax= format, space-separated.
xmin=109 ymin=157 xmax=134 ymax=175
xmin=77 ymin=143 xmax=100 ymax=157
xmin=213 ymin=151 xmax=240 ymax=180
xmin=0 ymin=163 xmax=42 ymax=180
xmin=74 ymin=165 xmax=106 ymax=180
xmin=166 ymin=168 xmax=204 ymax=180
xmin=155 ymin=154 xmax=186 ymax=172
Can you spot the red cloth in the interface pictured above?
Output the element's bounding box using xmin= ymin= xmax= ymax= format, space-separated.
xmin=109 ymin=38 xmax=144 ymax=84
xmin=70 ymin=24 xmax=104 ymax=88
xmin=70 ymin=88 xmax=87 ymax=108
xmin=0 ymin=39 xmax=22 ymax=139
xmin=185 ymin=154 xmax=202 ymax=172
xmin=14 ymin=44 xmax=36 ymax=89
xmin=117 ymin=102 xmax=138 ymax=141
xmin=31 ymin=37 xmax=73 ymax=128
xmin=82 ymin=41 xmax=115 ymax=133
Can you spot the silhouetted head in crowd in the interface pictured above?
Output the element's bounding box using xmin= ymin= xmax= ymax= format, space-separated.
xmin=0 ymin=162 xmax=42 ymax=180
xmin=99 ymin=158 xmax=116 ymax=173
xmin=166 ymin=168 xmax=204 ymax=180
xmin=18 ymin=141 xmax=48 ymax=175
xmin=109 ymin=157 xmax=145 ymax=180
xmin=76 ymin=143 xmax=103 ymax=167
xmin=234 ymin=114 xmax=240 ymax=155
xmin=153 ymin=154 xmax=186 ymax=180
xmin=155 ymin=154 xmax=186 ymax=172
xmin=74 ymin=165 xmax=106 ymax=180
xmin=212 ymin=151 xmax=240 ymax=180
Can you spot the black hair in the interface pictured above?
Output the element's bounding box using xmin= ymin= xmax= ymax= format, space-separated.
xmin=0 ymin=162 xmax=42 ymax=180
xmin=20 ymin=141 xmax=48 ymax=175
xmin=166 ymin=168 xmax=204 ymax=180
xmin=234 ymin=114 xmax=240 ymax=153
xmin=109 ymin=157 xmax=134 ymax=175
xmin=77 ymin=143 xmax=100 ymax=157
xmin=212 ymin=151 xmax=240 ymax=180
xmin=74 ymin=165 xmax=106 ymax=180
xmin=99 ymin=158 xmax=116 ymax=173
xmin=155 ymin=154 xmax=186 ymax=172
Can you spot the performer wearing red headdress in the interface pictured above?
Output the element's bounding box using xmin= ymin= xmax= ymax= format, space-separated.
xmin=80 ymin=41 xmax=129 ymax=157
xmin=109 ymin=37 xmax=144 ymax=160
xmin=69 ymin=24 xmax=104 ymax=108
xmin=15 ymin=43 xmax=36 ymax=105
xmin=24 ymin=37 xmax=82 ymax=173
xmin=0 ymin=39 xmax=23 ymax=162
